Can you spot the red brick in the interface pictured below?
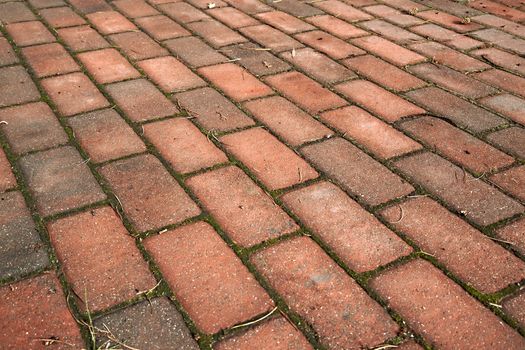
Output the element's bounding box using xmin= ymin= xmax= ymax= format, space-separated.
xmin=503 ymin=292 xmax=525 ymax=330
xmin=256 ymin=11 xmax=314 ymax=34
xmin=0 ymin=2 xmax=36 ymax=24
xmin=0 ymin=274 xmax=84 ymax=349
xmin=207 ymin=7 xmax=260 ymax=28
xmin=186 ymin=166 xmax=297 ymax=246
xmin=135 ymin=15 xmax=190 ymax=41
xmin=471 ymin=28 xmax=525 ymax=55
xmin=221 ymin=43 xmax=291 ymax=76
xmin=470 ymin=0 xmax=525 ymax=22
xmin=360 ymin=19 xmax=423 ymax=44
xmin=21 ymin=43 xmax=79 ymax=78
xmin=69 ymin=0 xmax=112 ymax=13
xmin=187 ymin=0 xmax=227 ymax=9
xmin=67 ymin=108 xmax=146 ymax=163
xmin=265 ymin=71 xmax=346 ymax=114
xmin=336 ymin=80 xmax=424 ymax=122
xmin=214 ymin=317 xmax=313 ymax=350
xmin=313 ymin=0 xmax=372 ymax=22
xmin=48 ymin=207 xmax=156 ymax=312
xmin=159 ymin=2 xmax=210 ymax=23
xmin=472 ymin=69 xmax=525 ymax=98
xmin=114 ymin=0 xmax=159 ymax=18
xmin=78 ymin=48 xmax=140 ymax=84
xmin=39 ymin=6 xmax=86 ymax=28
xmin=87 ymin=10 xmax=137 ymax=34
xmin=397 ymin=340 xmax=425 ymax=350
xmin=486 ymin=127 xmax=525 ymax=159
xmin=409 ymin=41 xmax=488 ymax=72
xmin=416 ymin=10 xmax=483 ymax=33
xmin=109 ymin=31 xmax=168 ymax=60
xmin=272 ymin=0 xmax=323 ymax=16
xmin=372 ymin=259 xmax=525 ymax=349
xmin=283 ymin=182 xmax=412 ymax=272
xmin=294 ymin=30 xmax=364 ymax=60
xmin=351 ymin=35 xmax=426 ymax=66
xmin=480 ymin=94 xmax=525 ymax=126
xmin=99 ymin=154 xmax=200 ymax=232
xmin=0 ymin=37 xmax=17 ymax=67
xmin=58 ymin=25 xmax=110 ymax=52
xmin=19 ymin=146 xmax=106 ymax=216
xmin=383 ymin=197 xmax=525 ymax=293
xmin=164 ymin=36 xmax=228 ymax=67
xmin=252 ymin=237 xmax=399 ymax=349
xmin=0 ymin=149 xmax=16 ymax=192
xmin=105 ymin=79 xmax=178 ymax=122
xmin=400 ymin=116 xmax=513 ymax=173
xmin=0 ymin=66 xmax=40 ymax=107
xmin=138 ymin=57 xmax=205 ymax=93
xmin=302 ymin=138 xmax=414 ymax=205
xmin=281 ymin=48 xmax=355 ymax=84
xmin=394 ymin=152 xmax=523 ymax=226
xmin=496 ymin=217 xmax=525 ymax=257
xmin=144 ymin=221 xmax=273 ymax=333
xmin=321 ymin=106 xmax=421 ymax=159
xmin=223 ymin=0 xmax=272 ymax=14
xmin=42 ymin=72 xmax=109 ymax=116
xmin=411 ymin=24 xmax=483 ymax=50
xmin=188 ymin=20 xmax=247 ymax=48
xmin=198 ymin=63 xmax=273 ymax=102
xmin=344 ymin=55 xmax=425 ymax=92
xmin=220 ymin=128 xmax=318 ymax=190
xmin=405 ymin=87 xmax=504 ymax=132
xmin=0 ymin=102 xmax=68 ymax=155
xmin=414 ymin=0 xmax=479 ymax=17
xmin=305 ymin=15 xmax=368 ymax=39
xmin=490 ymin=165 xmax=525 ymax=201
xmin=144 ymin=118 xmax=227 ymax=173
xmin=244 ymin=96 xmax=332 ymax=146
xmin=362 ymin=5 xmax=424 ymax=27
xmin=471 ymin=47 xmax=525 ymax=76
xmin=240 ymin=24 xmax=304 ymax=53
xmin=174 ymin=87 xmax=255 ymax=131
xmin=381 ymin=0 xmax=428 ymax=12
xmin=29 ymin=0 xmax=66 ymax=8
xmin=472 ymin=14 xmax=525 ymax=38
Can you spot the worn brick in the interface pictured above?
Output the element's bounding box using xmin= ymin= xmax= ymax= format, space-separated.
xmin=283 ymin=182 xmax=412 ymax=272
xmin=256 ymin=11 xmax=314 ymax=34
xmin=0 ymin=66 xmax=40 ymax=107
xmin=471 ymin=47 xmax=525 ymax=76
xmin=221 ymin=43 xmax=290 ymax=76
xmin=295 ymin=30 xmax=364 ymax=60
xmin=313 ymin=0 xmax=372 ymax=22
xmin=252 ymin=237 xmax=399 ymax=349
xmin=470 ymin=0 xmax=525 ymax=22
xmin=240 ymin=24 xmax=303 ymax=53
xmin=472 ymin=13 xmax=525 ymax=38
xmin=472 ymin=69 xmax=525 ymax=99
xmin=138 ymin=56 xmax=205 ymax=93
xmin=165 ymin=36 xmax=228 ymax=67
xmin=371 ymin=259 xmax=525 ymax=349
xmin=114 ymin=0 xmax=159 ymax=18
xmin=416 ymin=10 xmax=483 ymax=33
xmin=109 ymin=31 xmax=168 ymax=60
xmin=144 ymin=222 xmax=273 ymax=333
xmin=144 ymin=118 xmax=227 ymax=173
xmin=281 ymin=48 xmax=354 ymax=84
xmin=42 ymin=72 xmax=109 ymax=116
xmin=0 ymin=274 xmax=84 ymax=349
xmin=188 ymin=20 xmax=247 ymax=48
xmin=99 ymin=154 xmax=200 ymax=232
xmin=87 ymin=10 xmax=138 ymax=34
xmin=400 ymin=116 xmax=514 ymax=173
xmin=174 ymin=87 xmax=255 ymax=131
xmin=362 ymin=5 xmax=424 ymax=27
xmin=303 ymin=138 xmax=414 ymax=205
xmin=471 ymin=28 xmax=525 ymax=55
xmin=207 ymin=7 xmax=260 ymax=28
xmin=272 ymin=0 xmax=323 ymax=16
xmin=486 ymin=127 xmax=525 ymax=159
xmin=490 ymin=165 xmax=525 ymax=201
xmin=244 ymin=96 xmax=332 ymax=146
xmin=78 ymin=48 xmax=140 ymax=84
xmin=39 ymin=6 xmax=86 ymax=28
xmin=411 ymin=23 xmax=483 ymax=50
xmin=360 ymin=19 xmax=423 ymax=44
xmin=19 ymin=146 xmax=106 ymax=216
xmin=186 ymin=166 xmax=298 ymax=246
xmin=305 ymin=15 xmax=368 ymax=39
xmin=503 ymin=292 xmax=525 ymax=330
xmin=198 ymin=63 xmax=273 ymax=102
xmin=336 ymin=80 xmax=424 ymax=122
xmin=321 ymin=106 xmax=421 ymax=159
xmin=394 ymin=152 xmax=523 ymax=226
xmin=29 ymin=0 xmax=66 ymax=8
xmin=480 ymin=94 xmax=525 ymax=126
xmin=265 ymin=71 xmax=346 ymax=114
xmin=381 ymin=0 xmax=428 ymax=11
xmin=0 ymin=191 xmax=48 ymax=280
xmin=344 ymin=55 xmax=425 ymax=92
xmin=57 ymin=25 xmax=110 ymax=52
xmin=223 ymin=0 xmax=272 ymax=14
xmin=187 ymin=0 xmax=228 ymax=9
xmin=351 ymin=35 xmax=426 ymax=66
xmin=214 ymin=317 xmax=313 ymax=350
xmin=135 ymin=15 xmax=190 ymax=40
xmin=0 ymin=149 xmax=16 ymax=192
xmin=21 ymin=43 xmax=79 ymax=78
xmin=382 ymin=197 xmax=525 ymax=293
xmin=405 ymin=87 xmax=505 ymax=132
xmin=409 ymin=41 xmax=488 ymax=72
xmin=69 ymin=0 xmax=112 ymax=13
xmin=94 ymin=298 xmax=199 ymax=350
xmin=0 ymin=2 xmax=35 ymax=23
xmin=0 ymin=102 xmax=68 ymax=155
xmin=0 ymin=37 xmax=17 ymax=67
xmin=415 ymin=0 xmax=481 ymax=17
xmin=68 ymin=108 xmax=146 ymax=163
xmin=221 ymin=128 xmax=317 ymax=189
xmin=159 ymin=2 xmax=210 ymax=23
xmin=106 ymin=79 xmax=178 ymax=122
xmin=496 ymin=217 xmax=525 ymax=257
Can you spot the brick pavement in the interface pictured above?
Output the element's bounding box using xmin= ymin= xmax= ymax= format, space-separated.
xmin=0 ymin=0 xmax=524 ymax=348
